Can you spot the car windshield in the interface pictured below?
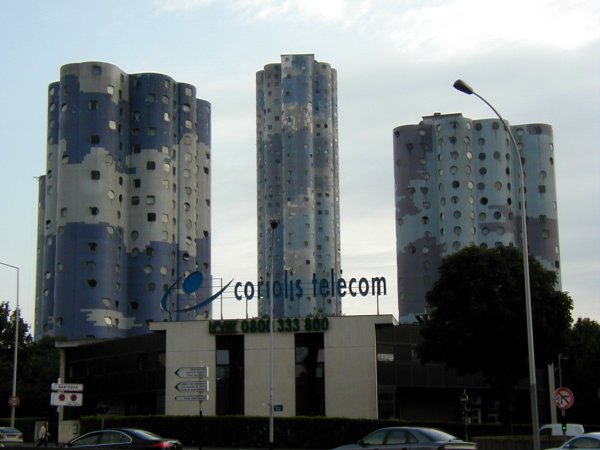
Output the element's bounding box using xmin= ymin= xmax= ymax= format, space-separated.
xmin=0 ymin=428 xmax=21 ymax=434
xmin=413 ymin=429 xmax=457 ymax=442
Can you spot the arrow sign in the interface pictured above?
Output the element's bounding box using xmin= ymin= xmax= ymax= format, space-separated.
xmin=176 ymin=380 xmax=209 ymax=393
xmin=175 ymin=394 xmax=209 ymax=402
xmin=175 ymin=367 xmax=208 ymax=379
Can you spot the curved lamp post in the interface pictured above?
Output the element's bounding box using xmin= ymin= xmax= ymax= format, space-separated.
xmin=268 ymin=219 xmax=279 ymax=450
xmin=0 ymin=261 xmax=19 ymax=428
xmin=453 ymin=79 xmax=540 ymax=450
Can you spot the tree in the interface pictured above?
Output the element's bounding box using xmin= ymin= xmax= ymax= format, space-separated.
xmin=417 ymin=245 xmax=573 ymax=427
xmin=0 ymin=301 xmax=59 ymax=418
xmin=561 ymin=318 xmax=600 ymax=423
xmin=0 ymin=301 xmax=31 ymax=418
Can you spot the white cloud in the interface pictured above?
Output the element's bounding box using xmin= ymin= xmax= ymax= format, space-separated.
xmin=155 ymin=0 xmax=600 ymax=60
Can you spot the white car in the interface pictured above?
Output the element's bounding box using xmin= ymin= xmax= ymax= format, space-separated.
xmin=540 ymin=423 xmax=585 ymax=438
xmin=546 ymin=432 xmax=600 ymax=450
xmin=0 ymin=427 xmax=23 ymax=446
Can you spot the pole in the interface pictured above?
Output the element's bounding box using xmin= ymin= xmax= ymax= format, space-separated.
xmin=453 ymin=80 xmax=541 ymax=450
xmin=268 ymin=220 xmax=278 ymax=450
xmin=1 ymin=262 xmax=19 ymax=428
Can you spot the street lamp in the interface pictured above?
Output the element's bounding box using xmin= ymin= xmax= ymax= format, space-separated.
xmin=268 ymin=219 xmax=279 ymax=450
xmin=453 ymin=79 xmax=540 ymax=450
xmin=0 ymin=261 xmax=19 ymax=428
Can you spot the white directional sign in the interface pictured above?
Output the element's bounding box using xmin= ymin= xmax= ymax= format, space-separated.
xmin=175 ymin=367 xmax=208 ymax=379
xmin=176 ymin=380 xmax=209 ymax=393
xmin=52 ymin=383 xmax=84 ymax=392
xmin=175 ymin=394 xmax=209 ymax=402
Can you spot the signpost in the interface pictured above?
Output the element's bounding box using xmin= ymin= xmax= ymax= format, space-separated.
xmin=51 ymin=380 xmax=84 ymax=407
xmin=175 ymin=365 xmax=208 ymax=450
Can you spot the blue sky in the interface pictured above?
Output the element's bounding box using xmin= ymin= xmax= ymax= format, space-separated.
xmin=1 ymin=0 xmax=598 ymax=328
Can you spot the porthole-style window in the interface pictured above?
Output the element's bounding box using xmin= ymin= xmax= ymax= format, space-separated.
xmin=131 ymin=231 xmax=139 ymax=240
xmin=480 ymin=197 xmax=488 ymax=205
xmin=144 ymin=265 xmax=152 ymax=274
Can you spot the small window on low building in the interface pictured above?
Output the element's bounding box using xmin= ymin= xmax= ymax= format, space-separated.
xmin=91 ymin=170 xmax=100 ymax=180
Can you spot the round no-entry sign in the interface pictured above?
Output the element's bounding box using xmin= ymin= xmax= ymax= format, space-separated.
xmin=555 ymin=387 xmax=574 ymax=410
xmin=8 ymin=395 xmax=20 ymax=407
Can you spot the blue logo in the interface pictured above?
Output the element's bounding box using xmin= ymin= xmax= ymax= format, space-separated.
xmin=160 ymin=271 xmax=233 ymax=313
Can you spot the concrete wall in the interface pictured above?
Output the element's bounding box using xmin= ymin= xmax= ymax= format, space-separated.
xmin=152 ymin=314 xmax=396 ymax=419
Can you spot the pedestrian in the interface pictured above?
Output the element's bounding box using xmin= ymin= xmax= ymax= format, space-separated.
xmin=36 ymin=421 xmax=50 ymax=447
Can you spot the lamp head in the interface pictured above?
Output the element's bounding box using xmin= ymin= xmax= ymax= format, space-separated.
xmin=453 ymin=79 xmax=474 ymax=95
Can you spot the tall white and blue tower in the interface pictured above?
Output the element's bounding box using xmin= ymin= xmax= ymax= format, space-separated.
xmin=35 ymin=62 xmax=212 ymax=340
xmin=393 ymin=113 xmax=561 ymax=322
xmin=256 ymin=54 xmax=342 ymax=318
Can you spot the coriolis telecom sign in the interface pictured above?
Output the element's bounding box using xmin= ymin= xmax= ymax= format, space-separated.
xmin=161 ymin=269 xmax=387 ymax=313
xmin=233 ymin=269 xmax=387 ymax=302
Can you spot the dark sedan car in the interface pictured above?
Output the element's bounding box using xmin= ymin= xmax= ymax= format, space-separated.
xmin=332 ymin=427 xmax=477 ymax=450
xmin=65 ymin=428 xmax=182 ymax=449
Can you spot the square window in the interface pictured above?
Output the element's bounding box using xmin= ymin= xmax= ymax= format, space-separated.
xmin=132 ymin=196 xmax=140 ymax=205
xmin=146 ymin=196 xmax=155 ymax=205
xmin=147 ymin=161 xmax=156 ymax=170
xmin=90 ymin=135 xmax=100 ymax=145
xmin=91 ymin=170 xmax=100 ymax=180
xmin=92 ymin=65 xmax=101 ymax=75
xmin=147 ymin=213 xmax=156 ymax=222
xmin=88 ymin=100 xmax=98 ymax=110
xmin=148 ymin=127 xmax=157 ymax=136
xmin=108 ymin=120 xmax=117 ymax=130
xmin=133 ymin=179 xmax=141 ymax=188
xmin=107 ymin=85 xmax=115 ymax=95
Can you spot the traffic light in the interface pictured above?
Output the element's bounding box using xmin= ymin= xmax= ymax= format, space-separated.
xmin=561 ymin=417 xmax=567 ymax=435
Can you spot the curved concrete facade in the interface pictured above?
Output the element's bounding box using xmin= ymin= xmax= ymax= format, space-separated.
xmin=36 ymin=62 xmax=211 ymax=340
xmin=256 ymin=54 xmax=341 ymax=318
xmin=393 ymin=113 xmax=561 ymax=322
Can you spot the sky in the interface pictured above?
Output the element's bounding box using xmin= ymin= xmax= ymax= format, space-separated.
xmin=0 ymin=0 xmax=598 ymax=330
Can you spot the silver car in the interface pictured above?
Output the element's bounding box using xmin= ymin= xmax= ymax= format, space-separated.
xmin=546 ymin=432 xmax=600 ymax=450
xmin=332 ymin=427 xmax=477 ymax=450
xmin=0 ymin=427 xmax=23 ymax=446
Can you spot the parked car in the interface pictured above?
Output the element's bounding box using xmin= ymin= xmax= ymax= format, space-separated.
xmin=65 ymin=428 xmax=182 ymax=449
xmin=0 ymin=427 xmax=23 ymax=446
xmin=540 ymin=423 xmax=585 ymax=438
xmin=545 ymin=432 xmax=600 ymax=450
xmin=332 ymin=427 xmax=477 ymax=450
